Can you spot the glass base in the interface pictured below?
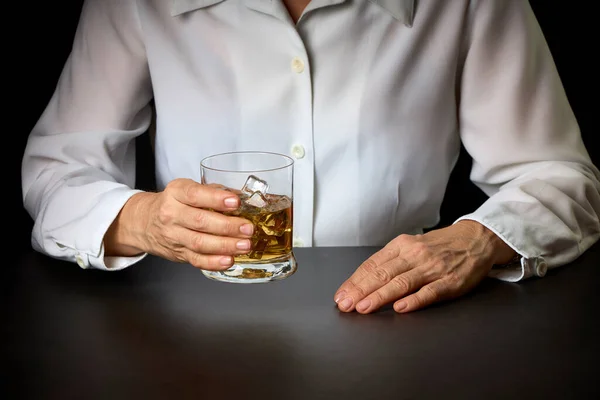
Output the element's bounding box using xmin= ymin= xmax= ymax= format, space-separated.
xmin=201 ymin=253 xmax=297 ymax=284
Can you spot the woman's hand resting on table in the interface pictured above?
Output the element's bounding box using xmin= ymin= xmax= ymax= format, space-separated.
xmin=334 ymin=220 xmax=517 ymax=314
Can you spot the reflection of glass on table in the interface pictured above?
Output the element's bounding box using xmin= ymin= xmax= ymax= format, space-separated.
xmin=200 ymin=151 xmax=296 ymax=283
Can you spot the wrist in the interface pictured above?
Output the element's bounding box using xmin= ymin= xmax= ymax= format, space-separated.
xmin=104 ymin=191 xmax=157 ymax=257
xmin=454 ymin=220 xmax=517 ymax=265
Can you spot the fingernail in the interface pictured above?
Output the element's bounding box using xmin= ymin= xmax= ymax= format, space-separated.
xmin=338 ymin=297 xmax=353 ymax=311
xmin=334 ymin=291 xmax=347 ymax=303
xmin=240 ymin=224 xmax=254 ymax=236
xmin=394 ymin=301 xmax=407 ymax=312
xmin=224 ymin=197 xmax=239 ymax=208
xmin=356 ymin=299 xmax=371 ymax=313
xmin=220 ymin=256 xmax=233 ymax=266
xmin=236 ymin=240 xmax=251 ymax=250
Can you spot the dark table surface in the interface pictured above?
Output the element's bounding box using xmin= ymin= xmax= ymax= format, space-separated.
xmin=2 ymin=243 xmax=600 ymax=400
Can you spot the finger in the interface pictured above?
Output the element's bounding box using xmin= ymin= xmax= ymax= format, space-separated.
xmin=336 ymin=258 xmax=415 ymax=313
xmin=334 ymin=246 xmax=401 ymax=302
xmin=205 ymin=183 xmax=243 ymax=196
xmin=182 ymin=229 xmax=252 ymax=256
xmin=180 ymin=207 xmax=254 ymax=238
xmin=169 ymin=179 xmax=242 ymax=211
xmin=181 ymin=249 xmax=236 ymax=271
xmin=353 ymin=266 xmax=433 ymax=314
xmin=393 ymin=279 xmax=454 ymax=314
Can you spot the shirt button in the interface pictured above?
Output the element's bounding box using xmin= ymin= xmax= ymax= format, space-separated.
xmin=536 ymin=260 xmax=548 ymax=277
xmin=291 ymin=144 xmax=305 ymax=159
xmin=293 ymin=237 xmax=304 ymax=247
xmin=291 ymin=57 xmax=305 ymax=74
xmin=75 ymin=254 xmax=86 ymax=268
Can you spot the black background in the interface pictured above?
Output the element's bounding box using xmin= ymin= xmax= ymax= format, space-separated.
xmin=10 ymin=1 xmax=598 ymax=252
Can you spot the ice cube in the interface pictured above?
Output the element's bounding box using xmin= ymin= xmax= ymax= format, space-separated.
xmin=260 ymin=213 xmax=287 ymax=236
xmin=248 ymin=237 xmax=269 ymax=259
xmin=244 ymin=191 xmax=268 ymax=208
xmin=265 ymin=194 xmax=291 ymax=212
xmin=241 ymin=175 xmax=269 ymax=196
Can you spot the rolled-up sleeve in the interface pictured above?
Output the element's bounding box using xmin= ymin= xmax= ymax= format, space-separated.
xmin=455 ymin=0 xmax=600 ymax=282
xmin=21 ymin=0 xmax=153 ymax=270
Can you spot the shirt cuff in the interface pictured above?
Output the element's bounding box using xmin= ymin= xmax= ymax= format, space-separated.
xmin=454 ymin=215 xmax=548 ymax=282
xmin=88 ymin=242 xmax=148 ymax=271
xmin=85 ymin=188 xmax=149 ymax=271
xmin=45 ymin=186 xmax=149 ymax=271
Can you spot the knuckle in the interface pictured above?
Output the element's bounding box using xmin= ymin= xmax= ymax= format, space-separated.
xmin=448 ymin=273 xmax=466 ymax=289
xmin=164 ymin=179 xmax=178 ymax=192
xmin=380 ymin=246 xmax=399 ymax=260
xmin=397 ymin=233 xmax=416 ymax=245
xmin=347 ymin=282 xmax=367 ymax=298
xmin=396 ymin=233 xmax=410 ymax=242
xmin=391 ymin=235 xmax=407 ymax=246
xmin=182 ymin=182 xmax=197 ymax=203
xmin=218 ymin=239 xmax=233 ymax=255
xmin=414 ymin=242 xmax=429 ymax=254
xmin=371 ymin=290 xmax=386 ymax=304
xmin=191 ymin=234 xmax=206 ymax=252
xmin=166 ymin=178 xmax=188 ymax=194
xmin=221 ymin=218 xmax=235 ymax=235
xmin=373 ymin=267 xmax=393 ymax=284
xmin=188 ymin=252 xmax=205 ymax=269
xmin=422 ymin=285 xmax=439 ymax=302
xmin=409 ymin=242 xmax=429 ymax=258
xmin=157 ymin=202 xmax=175 ymax=225
xmin=361 ymin=259 xmax=378 ymax=274
xmin=390 ymin=275 xmax=411 ymax=293
xmin=430 ymin=258 xmax=446 ymax=273
xmin=194 ymin=211 xmax=209 ymax=230
xmin=353 ymin=285 xmax=368 ymax=298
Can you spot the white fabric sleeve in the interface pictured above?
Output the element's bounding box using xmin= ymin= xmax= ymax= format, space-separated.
xmin=454 ymin=0 xmax=600 ymax=282
xmin=21 ymin=0 xmax=153 ymax=270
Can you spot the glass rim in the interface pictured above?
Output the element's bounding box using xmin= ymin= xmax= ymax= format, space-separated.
xmin=200 ymin=151 xmax=294 ymax=173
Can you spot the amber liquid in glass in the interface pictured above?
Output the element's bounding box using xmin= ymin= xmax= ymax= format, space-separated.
xmin=225 ymin=193 xmax=293 ymax=266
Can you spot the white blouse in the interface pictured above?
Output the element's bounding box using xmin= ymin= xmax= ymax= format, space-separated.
xmin=22 ymin=0 xmax=600 ymax=281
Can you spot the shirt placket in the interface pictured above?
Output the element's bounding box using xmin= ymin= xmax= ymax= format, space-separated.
xmin=287 ymin=32 xmax=315 ymax=248
xmin=244 ymin=0 xmax=322 ymax=247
